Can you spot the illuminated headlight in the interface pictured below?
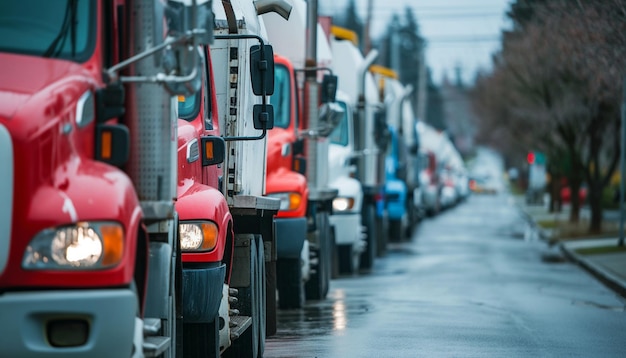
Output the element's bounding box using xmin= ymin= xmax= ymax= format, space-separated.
xmin=332 ymin=197 xmax=355 ymax=212
xmin=266 ymin=192 xmax=302 ymax=211
xmin=179 ymin=221 xmax=218 ymax=252
xmin=23 ymin=222 xmax=124 ymax=270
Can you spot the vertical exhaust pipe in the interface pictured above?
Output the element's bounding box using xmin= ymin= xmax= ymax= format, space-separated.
xmin=254 ymin=0 xmax=292 ymax=20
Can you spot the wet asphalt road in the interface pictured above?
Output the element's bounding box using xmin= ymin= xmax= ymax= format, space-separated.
xmin=265 ymin=192 xmax=626 ymax=357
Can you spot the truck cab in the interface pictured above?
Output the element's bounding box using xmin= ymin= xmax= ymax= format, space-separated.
xmin=371 ymin=68 xmax=416 ymax=241
xmin=328 ymin=90 xmax=366 ymax=274
xmin=263 ymin=0 xmax=341 ymax=307
xmin=266 ymin=53 xmax=310 ymax=309
xmin=0 ymin=0 xmax=217 ymax=356
xmin=330 ymin=25 xmax=385 ymax=270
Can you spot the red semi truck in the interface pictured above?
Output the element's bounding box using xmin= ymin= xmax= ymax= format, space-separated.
xmin=263 ymin=0 xmax=343 ymax=308
xmin=266 ymin=54 xmax=311 ymax=308
xmin=0 ymin=0 xmax=283 ymax=356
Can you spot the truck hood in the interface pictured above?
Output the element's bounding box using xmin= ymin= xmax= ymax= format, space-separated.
xmin=0 ymin=53 xmax=86 ymax=120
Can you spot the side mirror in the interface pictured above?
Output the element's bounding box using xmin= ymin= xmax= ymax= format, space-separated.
xmin=396 ymin=164 xmax=407 ymax=181
xmin=201 ymin=136 xmax=226 ymax=166
xmin=321 ymin=74 xmax=338 ymax=103
xmin=253 ymin=104 xmax=274 ymax=130
xmin=165 ymin=0 xmax=214 ymax=45
xmin=374 ymin=110 xmax=390 ymax=150
xmin=250 ymin=45 xmax=275 ymax=96
xmin=164 ymin=0 xmax=214 ymax=93
xmin=317 ymin=102 xmax=344 ymax=137
xmin=96 ymin=83 xmax=125 ymax=122
xmin=95 ymin=124 xmax=130 ymax=167
xmin=293 ymin=157 xmax=307 ymax=175
xmin=293 ymin=139 xmax=305 ymax=156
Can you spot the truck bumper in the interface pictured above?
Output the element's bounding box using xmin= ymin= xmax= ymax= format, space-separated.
xmin=329 ymin=212 xmax=364 ymax=247
xmin=0 ymin=289 xmax=137 ymax=357
xmin=275 ymin=217 xmax=307 ymax=259
xmin=182 ymin=263 xmax=226 ymax=323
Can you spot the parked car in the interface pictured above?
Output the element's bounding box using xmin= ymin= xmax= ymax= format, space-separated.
xmin=469 ymin=174 xmax=499 ymax=194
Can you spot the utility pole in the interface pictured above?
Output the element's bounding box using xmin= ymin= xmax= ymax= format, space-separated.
xmin=618 ymin=77 xmax=626 ymax=246
xmin=416 ymin=39 xmax=428 ymax=123
xmin=364 ymin=0 xmax=373 ymax=53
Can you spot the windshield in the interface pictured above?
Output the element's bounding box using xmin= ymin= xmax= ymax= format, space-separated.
xmin=270 ymin=64 xmax=292 ymax=129
xmin=0 ymin=0 xmax=95 ymax=62
xmin=329 ymin=101 xmax=349 ymax=146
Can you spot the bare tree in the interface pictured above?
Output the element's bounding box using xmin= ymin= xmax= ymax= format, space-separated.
xmin=472 ymin=0 xmax=626 ymax=232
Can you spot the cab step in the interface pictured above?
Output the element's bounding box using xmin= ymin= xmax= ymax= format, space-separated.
xmin=143 ymin=318 xmax=161 ymax=336
xmin=229 ymin=316 xmax=252 ymax=341
xmin=143 ymin=336 xmax=170 ymax=358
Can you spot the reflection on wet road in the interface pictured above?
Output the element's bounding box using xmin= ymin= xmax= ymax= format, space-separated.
xmin=265 ymin=194 xmax=626 ymax=357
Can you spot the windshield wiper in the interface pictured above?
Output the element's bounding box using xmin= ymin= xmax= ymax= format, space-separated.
xmin=43 ymin=0 xmax=77 ymax=58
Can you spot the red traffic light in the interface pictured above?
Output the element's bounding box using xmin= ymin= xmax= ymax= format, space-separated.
xmin=527 ymin=151 xmax=535 ymax=164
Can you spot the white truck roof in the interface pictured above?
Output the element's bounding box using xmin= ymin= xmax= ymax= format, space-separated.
xmin=330 ymin=37 xmax=379 ymax=105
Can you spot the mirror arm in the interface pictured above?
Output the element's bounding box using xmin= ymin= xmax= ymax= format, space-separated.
xmin=106 ymin=32 xmax=201 ymax=83
xmin=294 ymin=66 xmax=333 ymax=76
xmin=223 ymin=128 xmax=267 ymax=142
xmin=120 ymin=65 xmax=199 ymax=84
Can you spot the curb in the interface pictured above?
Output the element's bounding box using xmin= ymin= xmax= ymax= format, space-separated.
xmin=559 ymin=244 xmax=626 ymax=300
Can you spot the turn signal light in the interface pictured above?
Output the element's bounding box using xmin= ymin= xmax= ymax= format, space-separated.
xmin=100 ymin=131 xmax=112 ymax=159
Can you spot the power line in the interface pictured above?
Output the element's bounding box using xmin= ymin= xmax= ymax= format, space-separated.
xmin=322 ymin=9 xmax=506 ymax=18
xmin=425 ymin=35 xmax=501 ymax=43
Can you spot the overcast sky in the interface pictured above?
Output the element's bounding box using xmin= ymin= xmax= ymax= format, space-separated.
xmin=319 ymin=0 xmax=514 ymax=85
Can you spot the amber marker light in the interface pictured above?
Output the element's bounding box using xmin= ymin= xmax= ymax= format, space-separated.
xmin=205 ymin=140 xmax=214 ymax=160
xmin=100 ymin=131 xmax=112 ymax=159
xmin=288 ymin=192 xmax=302 ymax=211
xmin=101 ymin=224 xmax=124 ymax=266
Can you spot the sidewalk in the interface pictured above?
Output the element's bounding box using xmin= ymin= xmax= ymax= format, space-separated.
xmin=514 ymin=194 xmax=626 ymax=299
xmin=560 ymin=238 xmax=626 ymax=299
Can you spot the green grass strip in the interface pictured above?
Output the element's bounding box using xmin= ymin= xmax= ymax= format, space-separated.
xmin=574 ymin=245 xmax=626 ymax=255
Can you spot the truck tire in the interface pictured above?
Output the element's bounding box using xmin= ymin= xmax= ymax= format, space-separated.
xmin=338 ymin=244 xmax=359 ymax=275
xmin=228 ymin=241 xmax=259 ymax=358
xmin=265 ymin=254 xmax=278 ymax=336
xmin=359 ymin=204 xmax=377 ymax=271
xmin=405 ymin=200 xmax=417 ymax=240
xmin=256 ymin=235 xmax=266 ymax=358
xmin=276 ymin=258 xmax=305 ymax=309
xmin=389 ymin=218 xmax=402 ymax=243
xmin=331 ymin=227 xmax=340 ymax=279
xmin=182 ymin=320 xmax=220 ymax=358
xmin=305 ymin=211 xmax=331 ymax=300
xmin=376 ymin=214 xmax=387 ymax=257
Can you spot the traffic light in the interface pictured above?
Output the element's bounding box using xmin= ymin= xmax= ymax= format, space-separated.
xmin=527 ymin=151 xmax=535 ymax=165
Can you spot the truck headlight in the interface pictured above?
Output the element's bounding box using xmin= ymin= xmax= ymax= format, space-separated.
xmin=333 ymin=197 xmax=355 ymax=212
xmin=266 ymin=192 xmax=302 ymax=211
xmin=180 ymin=221 xmax=218 ymax=252
xmin=23 ymin=222 xmax=124 ymax=270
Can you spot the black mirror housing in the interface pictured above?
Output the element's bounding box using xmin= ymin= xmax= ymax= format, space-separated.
xmin=293 ymin=139 xmax=305 ymax=156
xmin=321 ymin=74 xmax=338 ymax=103
xmin=96 ymin=84 xmax=125 ymax=122
xmin=250 ymin=44 xmax=275 ymax=96
xmin=201 ymin=136 xmax=226 ymax=166
xmin=95 ymin=124 xmax=129 ymax=167
xmin=253 ymin=104 xmax=274 ymax=130
xmin=293 ymin=157 xmax=307 ymax=175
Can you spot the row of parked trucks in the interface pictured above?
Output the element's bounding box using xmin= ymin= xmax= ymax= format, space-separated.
xmin=0 ymin=0 xmax=468 ymax=357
